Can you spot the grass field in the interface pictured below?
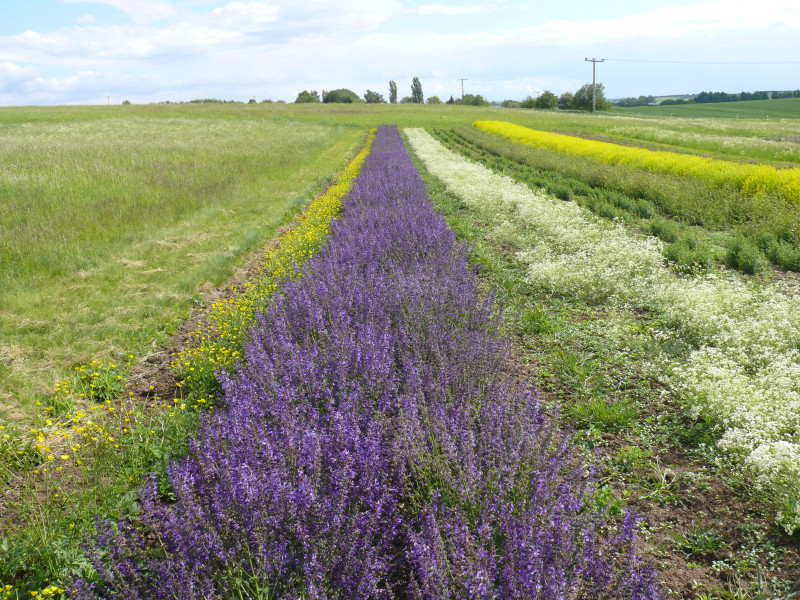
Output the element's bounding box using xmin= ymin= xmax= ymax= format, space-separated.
xmin=2 ymin=102 xmax=799 ymax=598
xmin=615 ymin=96 xmax=800 ymax=120
xmin=0 ymin=109 xmax=363 ymax=423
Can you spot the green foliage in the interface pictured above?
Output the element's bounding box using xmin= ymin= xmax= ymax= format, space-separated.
xmin=426 ymin=95 xmax=443 ymax=105
xmin=566 ymin=395 xmax=640 ymax=432
xmin=664 ymin=233 xmax=716 ymax=274
xmin=548 ymin=183 xmax=574 ymax=201
xmin=516 ymin=304 xmax=554 ymax=335
xmin=614 ymin=445 xmax=653 ymax=474
xmin=587 ymin=195 xmax=623 ymax=220
xmin=534 ymin=90 xmax=558 ymax=109
xmin=754 ymin=232 xmax=800 ymax=271
xmin=389 ymin=80 xmax=398 ymax=104
xmin=294 ymin=89 xmax=320 ymax=103
xmin=592 ymin=483 xmax=628 ymax=517
xmin=458 ymin=93 xmax=490 ymax=107
xmin=726 ymin=238 xmax=769 ymax=274
xmin=520 ymin=95 xmax=536 ymax=109
xmin=649 ymin=217 xmax=683 ymax=244
xmin=55 ymin=359 xmax=130 ymax=404
xmin=363 ymin=89 xmax=386 ymax=104
xmin=673 ymin=522 xmax=727 ymax=557
xmin=0 ymin=419 xmax=42 ymax=480
xmin=323 ymin=88 xmax=361 ymax=103
xmin=400 ymin=96 xmax=414 ymax=104
xmin=501 ymin=99 xmax=520 ymax=108
xmin=572 ymin=83 xmax=612 ymax=112
xmin=558 ymin=91 xmax=574 ymax=110
xmin=411 ymin=76 xmax=424 ymax=104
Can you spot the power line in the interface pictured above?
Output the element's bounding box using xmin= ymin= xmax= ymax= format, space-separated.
xmin=606 ymin=58 xmax=800 ymax=65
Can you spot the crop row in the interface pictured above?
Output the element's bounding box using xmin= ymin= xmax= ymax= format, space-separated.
xmin=72 ymin=126 xmax=658 ymax=599
xmin=474 ymin=120 xmax=800 ymax=206
xmin=405 ymin=127 xmax=800 ymax=535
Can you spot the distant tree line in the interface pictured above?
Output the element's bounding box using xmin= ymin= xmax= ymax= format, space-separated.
xmin=616 ymin=95 xmax=656 ymax=107
xmin=294 ymin=78 xmax=429 ymax=105
xmin=501 ymin=83 xmax=612 ymax=112
xmin=659 ymin=90 xmax=800 ymax=106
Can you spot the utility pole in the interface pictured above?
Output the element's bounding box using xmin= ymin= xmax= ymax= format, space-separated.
xmin=584 ymin=58 xmax=604 ymax=112
xmin=457 ymin=78 xmax=468 ymax=103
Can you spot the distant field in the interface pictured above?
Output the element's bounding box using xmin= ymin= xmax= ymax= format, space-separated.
xmin=614 ymin=97 xmax=800 ymax=119
xmin=653 ymin=94 xmax=694 ymax=103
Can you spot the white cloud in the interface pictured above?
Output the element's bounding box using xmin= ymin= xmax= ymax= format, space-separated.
xmin=64 ymin=0 xmax=177 ymax=24
xmin=518 ymin=0 xmax=800 ymax=47
xmin=74 ymin=15 xmax=97 ymax=24
xmin=205 ymin=2 xmax=279 ymax=32
xmin=0 ymin=62 xmax=38 ymax=92
xmin=416 ymin=4 xmax=489 ymax=16
xmin=2 ymin=0 xmax=800 ymax=105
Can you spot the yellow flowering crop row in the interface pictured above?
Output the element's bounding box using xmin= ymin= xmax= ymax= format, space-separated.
xmin=172 ymin=129 xmax=376 ymax=399
xmin=474 ymin=120 xmax=800 ymax=205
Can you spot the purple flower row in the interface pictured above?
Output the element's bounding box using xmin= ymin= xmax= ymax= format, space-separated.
xmin=72 ymin=125 xmax=660 ymax=599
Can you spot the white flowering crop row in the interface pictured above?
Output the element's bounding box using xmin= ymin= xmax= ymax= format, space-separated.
xmin=405 ymin=127 xmax=800 ymax=533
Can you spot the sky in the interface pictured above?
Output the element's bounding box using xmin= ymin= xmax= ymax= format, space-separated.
xmin=1 ymin=0 xmax=799 ymax=106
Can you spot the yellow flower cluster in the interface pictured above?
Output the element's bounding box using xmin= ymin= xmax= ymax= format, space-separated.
xmin=1 ymin=584 xmax=64 ymax=598
xmin=172 ymin=130 xmax=376 ymax=399
xmin=474 ymin=120 xmax=800 ymax=204
xmin=29 ymin=406 xmax=125 ymax=475
xmin=53 ymin=358 xmax=130 ymax=406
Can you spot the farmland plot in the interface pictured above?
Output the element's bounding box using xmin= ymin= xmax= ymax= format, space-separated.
xmin=405 ymin=127 xmax=800 ymax=537
xmin=71 ymin=125 xmax=659 ymax=599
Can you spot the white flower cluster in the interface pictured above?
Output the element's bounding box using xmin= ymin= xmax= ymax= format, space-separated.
xmin=405 ymin=127 xmax=800 ymax=533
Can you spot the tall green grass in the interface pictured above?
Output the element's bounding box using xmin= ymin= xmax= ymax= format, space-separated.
xmin=0 ymin=110 xmax=362 ymax=422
